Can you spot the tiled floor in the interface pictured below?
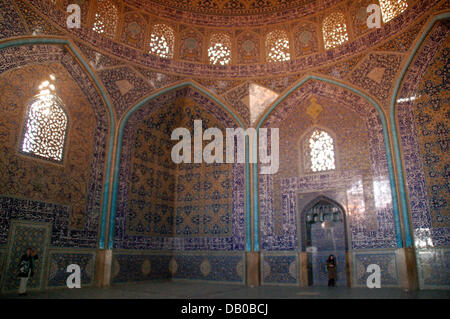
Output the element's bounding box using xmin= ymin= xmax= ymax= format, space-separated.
xmin=1 ymin=281 xmax=449 ymax=299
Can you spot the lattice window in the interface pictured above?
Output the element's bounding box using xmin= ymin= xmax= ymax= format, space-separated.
xmin=92 ymin=0 xmax=119 ymax=39
xmin=21 ymin=78 xmax=68 ymax=162
xmin=379 ymin=0 xmax=408 ymax=23
xmin=322 ymin=12 xmax=349 ymax=50
xmin=208 ymin=33 xmax=232 ymax=65
xmin=304 ymin=130 xmax=336 ymax=172
xmin=149 ymin=24 xmax=175 ymax=59
xmin=266 ymin=30 xmax=291 ymax=62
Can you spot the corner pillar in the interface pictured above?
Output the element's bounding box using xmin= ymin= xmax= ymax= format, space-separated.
xmin=396 ymin=247 xmax=419 ymax=291
xmin=95 ymin=249 xmax=112 ymax=288
xmin=246 ymin=251 xmax=260 ymax=287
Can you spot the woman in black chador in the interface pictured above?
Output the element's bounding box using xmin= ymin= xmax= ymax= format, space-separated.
xmin=326 ymin=255 xmax=336 ymax=287
xmin=17 ymin=248 xmax=38 ymax=296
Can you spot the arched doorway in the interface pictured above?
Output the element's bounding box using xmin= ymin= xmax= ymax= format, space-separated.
xmin=301 ymin=196 xmax=349 ymax=286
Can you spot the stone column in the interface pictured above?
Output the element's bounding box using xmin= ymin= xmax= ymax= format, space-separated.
xmin=299 ymin=251 xmax=309 ymax=287
xmin=345 ymin=251 xmax=352 ymax=287
xmin=396 ymin=247 xmax=419 ymax=290
xmin=246 ymin=251 xmax=260 ymax=287
xmin=94 ymin=249 xmax=112 ymax=288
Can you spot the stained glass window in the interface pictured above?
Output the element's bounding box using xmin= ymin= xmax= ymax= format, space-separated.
xmin=266 ymin=30 xmax=291 ymax=62
xmin=92 ymin=0 xmax=119 ymax=39
xmin=379 ymin=0 xmax=408 ymax=23
xmin=208 ymin=33 xmax=232 ymax=65
xmin=307 ymin=130 xmax=335 ymax=172
xmin=322 ymin=12 xmax=349 ymax=50
xmin=149 ymin=24 xmax=175 ymax=59
xmin=21 ymin=79 xmax=67 ymax=162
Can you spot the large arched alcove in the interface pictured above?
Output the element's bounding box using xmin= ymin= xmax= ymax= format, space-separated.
xmin=111 ymin=86 xmax=247 ymax=283
xmin=257 ymin=78 xmax=397 ymax=286
xmin=0 ymin=44 xmax=111 ymax=291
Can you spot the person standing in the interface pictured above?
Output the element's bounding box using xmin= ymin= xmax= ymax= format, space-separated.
xmin=17 ymin=248 xmax=38 ymax=296
xmin=326 ymin=254 xmax=336 ymax=287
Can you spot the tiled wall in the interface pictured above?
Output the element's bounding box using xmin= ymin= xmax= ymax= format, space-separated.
xmin=352 ymin=250 xmax=400 ymax=288
xmin=261 ymin=252 xmax=298 ymax=286
xmin=416 ymin=248 xmax=450 ymax=289
xmin=112 ymin=251 xmax=245 ymax=284
xmin=46 ymin=250 xmax=96 ymax=288
xmin=114 ymin=87 xmax=246 ymax=253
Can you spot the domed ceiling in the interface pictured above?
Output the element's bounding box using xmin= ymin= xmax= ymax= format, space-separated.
xmin=123 ymin=0 xmax=344 ymax=26
xmin=138 ymin=0 xmax=317 ymax=15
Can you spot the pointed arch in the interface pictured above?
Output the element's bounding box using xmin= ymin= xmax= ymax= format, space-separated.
xmin=253 ymin=75 xmax=403 ymax=251
xmin=109 ymin=81 xmax=251 ymax=250
xmin=0 ymin=36 xmax=116 ymax=249
xmin=300 ymin=195 xmax=350 ymax=251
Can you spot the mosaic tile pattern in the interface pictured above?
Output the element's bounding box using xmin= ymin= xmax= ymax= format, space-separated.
xmin=195 ymin=78 xmax=244 ymax=96
xmin=397 ymin=22 xmax=450 ymax=247
xmin=259 ymin=80 xmax=396 ymax=251
xmin=112 ymin=253 xmax=172 ymax=283
xmin=348 ymin=53 xmax=402 ymax=107
xmin=0 ymin=0 xmax=27 ymax=39
xmin=14 ymin=0 xmax=65 ymax=36
xmin=3 ymin=221 xmax=51 ymax=292
xmin=261 ymin=254 xmax=298 ymax=285
xmin=0 ymin=45 xmax=109 ymax=248
xmin=98 ymin=66 xmax=152 ymax=118
xmin=311 ymin=251 xmax=347 ymax=286
xmin=114 ymin=87 xmax=246 ymax=251
xmin=376 ymin=17 xmax=428 ymax=53
xmin=317 ymin=54 xmax=364 ymax=79
xmin=120 ymin=11 xmax=147 ymax=49
xmin=352 ymin=250 xmax=400 ymax=287
xmin=222 ymin=82 xmax=250 ymax=125
xmin=253 ymin=75 xmax=301 ymax=94
xmin=75 ymin=42 xmax=124 ymax=71
xmin=0 ymin=196 xmax=97 ymax=248
xmin=416 ymin=248 xmax=450 ymax=289
xmin=136 ymin=67 xmax=184 ymax=91
xmin=47 ymin=250 xmax=95 ymax=287
xmin=112 ymin=252 xmax=244 ymax=283
xmin=171 ymin=254 xmax=244 ymax=283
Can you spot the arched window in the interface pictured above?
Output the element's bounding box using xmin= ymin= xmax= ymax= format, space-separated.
xmin=92 ymin=0 xmax=119 ymax=39
xmin=21 ymin=78 xmax=68 ymax=162
xmin=322 ymin=12 xmax=349 ymax=50
xmin=208 ymin=33 xmax=232 ymax=65
xmin=304 ymin=129 xmax=336 ymax=172
xmin=266 ymin=30 xmax=291 ymax=62
xmin=379 ymin=0 xmax=408 ymax=23
xmin=149 ymin=24 xmax=175 ymax=59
